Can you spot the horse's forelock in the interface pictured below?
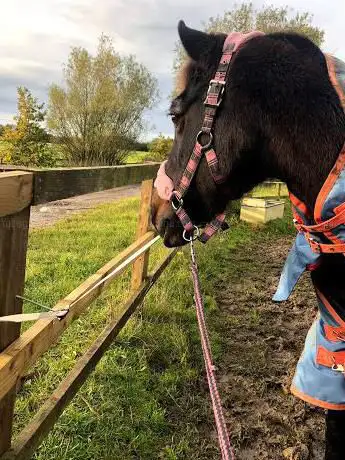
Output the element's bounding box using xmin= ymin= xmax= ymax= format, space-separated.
xmin=175 ymin=58 xmax=194 ymax=95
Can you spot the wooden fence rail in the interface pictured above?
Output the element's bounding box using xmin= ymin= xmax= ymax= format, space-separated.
xmin=0 ymin=168 xmax=175 ymax=460
xmin=0 ymin=164 xmax=160 ymax=204
xmin=0 ymin=230 xmax=156 ymax=402
xmin=1 ymin=249 xmax=177 ymax=460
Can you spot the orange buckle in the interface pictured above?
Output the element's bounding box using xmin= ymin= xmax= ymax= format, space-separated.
xmin=324 ymin=324 xmax=345 ymax=342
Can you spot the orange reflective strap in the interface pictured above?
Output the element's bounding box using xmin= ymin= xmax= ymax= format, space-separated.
xmin=314 ymin=147 xmax=345 ymax=224
xmin=306 ymin=235 xmax=345 ymax=254
xmin=324 ymin=324 xmax=345 ymax=343
xmin=289 ymin=192 xmax=311 ymax=218
xmin=316 ymin=288 xmax=345 ymax=330
xmin=334 ymin=201 xmax=345 ymax=215
xmin=317 ymin=346 xmax=345 ymax=370
xmin=297 ymin=206 xmax=345 ymax=233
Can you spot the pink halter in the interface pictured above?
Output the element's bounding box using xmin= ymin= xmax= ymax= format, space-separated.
xmin=154 ymin=30 xmax=264 ymax=242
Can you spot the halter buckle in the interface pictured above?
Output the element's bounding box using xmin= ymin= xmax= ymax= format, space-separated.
xmin=171 ymin=192 xmax=183 ymax=212
xmin=204 ymin=80 xmax=226 ymax=107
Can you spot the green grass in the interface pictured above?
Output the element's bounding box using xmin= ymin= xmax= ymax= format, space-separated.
xmin=250 ymin=182 xmax=288 ymax=198
xmin=14 ymin=197 xmax=294 ymax=460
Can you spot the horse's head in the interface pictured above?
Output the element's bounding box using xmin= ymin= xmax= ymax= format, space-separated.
xmin=152 ymin=21 xmax=345 ymax=247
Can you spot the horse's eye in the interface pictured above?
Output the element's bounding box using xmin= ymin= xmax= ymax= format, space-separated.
xmin=171 ymin=114 xmax=178 ymax=125
xmin=170 ymin=113 xmax=185 ymax=133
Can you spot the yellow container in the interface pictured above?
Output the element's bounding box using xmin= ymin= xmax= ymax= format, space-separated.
xmin=240 ymin=198 xmax=285 ymax=224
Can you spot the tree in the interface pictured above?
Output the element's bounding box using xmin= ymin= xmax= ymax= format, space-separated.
xmin=0 ymin=87 xmax=54 ymax=167
xmin=174 ymin=2 xmax=324 ymax=76
xmin=0 ymin=123 xmax=14 ymax=137
xmin=48 ymin=35 xmax=159 ymax=166
xmin=149 ymin=134 xmax=173 ymax=161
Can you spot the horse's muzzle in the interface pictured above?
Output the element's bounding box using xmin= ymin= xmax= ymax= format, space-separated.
xmin=151 ymin=189 xmax=187 ymax=247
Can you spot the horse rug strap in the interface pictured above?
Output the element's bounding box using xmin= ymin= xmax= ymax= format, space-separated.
xmin=274 ymin=54 xmax=345 ymax=410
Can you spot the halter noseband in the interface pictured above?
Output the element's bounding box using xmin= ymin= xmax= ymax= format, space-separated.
xmin=155 ymin=31 xmax=264 ymax=243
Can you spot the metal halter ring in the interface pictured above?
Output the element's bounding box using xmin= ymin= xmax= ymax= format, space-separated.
xmin=196 ymin=130 xmax=213 ymax=150
xmin=183 ymin=225 xmax=200 ymax=242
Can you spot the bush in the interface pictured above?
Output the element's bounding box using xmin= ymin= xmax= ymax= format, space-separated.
xmin=148 ymin=135 xmax=173 ymax=161
xmin=130 ymin=140 xmax=149 ymax=152
xmin=0 ymin=87 xmax=58 ymax=167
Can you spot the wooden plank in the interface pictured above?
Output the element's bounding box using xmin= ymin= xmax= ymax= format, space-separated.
xmin=32 ymin=164 xmax=160 ymax=205
xmin=131 ymin=180 xmax=154 ymax=291
xmin=0 ymin=207 xmax=31 ymax=455
xmin=0 ymin=231 xmax=156 ymax=403
xmin=0 ymin=249 xmax=177 ymax=460
xmin=0 ymin=165 xmax=31 ymax=172
xmin=0 ymin=172 xmax=33 ymax=217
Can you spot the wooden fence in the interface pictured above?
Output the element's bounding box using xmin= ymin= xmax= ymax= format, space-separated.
xmin=0 ymin=166 xmax=176 ymax=460
xmin=0 ymin=163 xmax=160 ymax=204
xmin=0 ymin=164 xmax=287 ymax=459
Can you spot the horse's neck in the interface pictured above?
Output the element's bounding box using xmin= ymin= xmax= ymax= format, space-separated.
xmin=275 ymin=135 xmax=345 ymax=213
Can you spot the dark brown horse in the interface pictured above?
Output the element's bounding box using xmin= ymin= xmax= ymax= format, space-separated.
xmin=151 ymin=21 xmax=345 ymax=460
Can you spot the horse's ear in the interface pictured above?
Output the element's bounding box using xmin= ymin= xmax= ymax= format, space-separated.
xmin=178 ymin=20 xmax=213 ymax=62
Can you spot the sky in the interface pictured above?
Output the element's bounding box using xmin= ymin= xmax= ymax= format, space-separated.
xmin=0 ymin=0 xmax=344 ymax=140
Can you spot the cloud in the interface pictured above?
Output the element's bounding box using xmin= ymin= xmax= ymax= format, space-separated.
xmin=0 ymin=0 xmax=344 ymax=138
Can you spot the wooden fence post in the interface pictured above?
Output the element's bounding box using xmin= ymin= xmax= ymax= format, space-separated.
xmin=131 ymin=180 xmax=154 ymax=292
xmin=0 ymin=172 xmax=33 ymax=455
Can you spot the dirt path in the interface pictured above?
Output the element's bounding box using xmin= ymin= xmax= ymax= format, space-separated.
xmin=30 ymin=185 xmax=140 ymax=228
xmin=215 ymin=237 xmax=325 ymax=460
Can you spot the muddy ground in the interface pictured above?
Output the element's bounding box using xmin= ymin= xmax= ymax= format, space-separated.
xmin=215 ymin=238 xmax=325 ymax=460
xmin=29 ymin=185 xmax=140 ymax=228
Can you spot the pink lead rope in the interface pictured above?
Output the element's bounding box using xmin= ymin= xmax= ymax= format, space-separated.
xmin=189 ymin=238 xmax=235 ymax=459
xmin=154 ymin=31 xmax=266 ymax=458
